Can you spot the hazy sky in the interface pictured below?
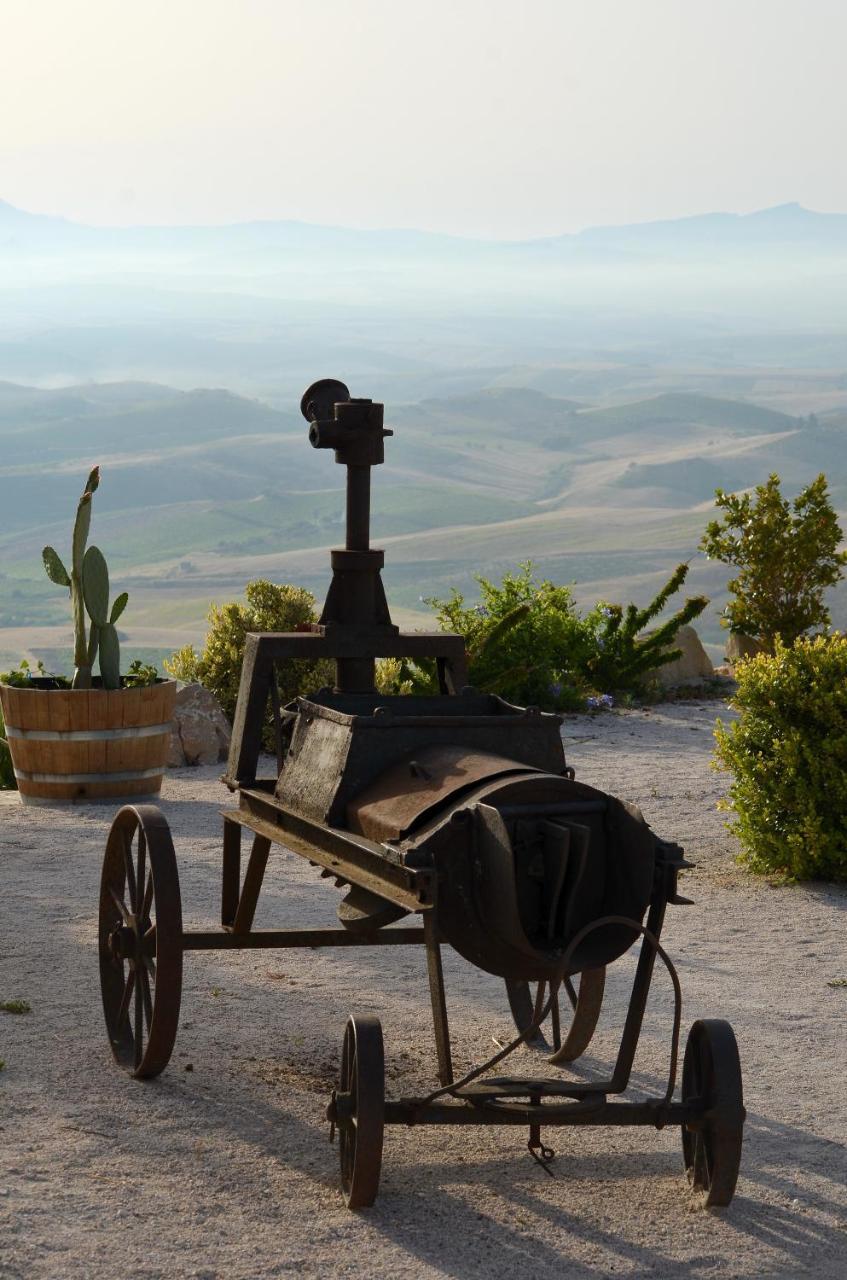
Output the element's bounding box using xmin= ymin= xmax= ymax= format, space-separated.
xmin=2 ymin=0 xmax=845 ymax=238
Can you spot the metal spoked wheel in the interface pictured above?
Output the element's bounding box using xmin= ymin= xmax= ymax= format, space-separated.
xmin=505 ymin=967 xmax=606 ymax=1061
xmin=682 ymin=1018 xmax=745 ymax=1207
xmin=99 ymin=805 xmax=183 ymax=1079
xmin=336 ymin=1015 xmax=385 ymax=1209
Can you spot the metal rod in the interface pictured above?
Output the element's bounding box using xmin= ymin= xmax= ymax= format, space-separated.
xmin=182 ymin=927 xmax=427 ymax=951
xmin=221 ymin=817 xmax=241 ymax=928
xmin=610 ymin=894 xmax=668 ymax=1092
xmin=383 ymin=1100 xmax=694 ymax=1128
xmin=231 ymin=833 xmax=272 ymax=934
xmin=346 ymin=465 xmax=371 ymax=550
xmin=423 ymin=913 xmax=453 ymax=1086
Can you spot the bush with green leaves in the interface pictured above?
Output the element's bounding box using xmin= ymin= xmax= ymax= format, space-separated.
xmin=420 ymin=563 xmax=598 ymax=710
xmin=714 ymin=634 xmax=847 ymax=881
xmin=165 ymin=580 xmax=333 ymax=750
xmin=700 ymin=473 xmax=847 ymax=649
xmin=377 ymin=560 xmax=706 ymax=710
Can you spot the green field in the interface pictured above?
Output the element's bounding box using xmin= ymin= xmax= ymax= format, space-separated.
xmin=1 ymin=377 xmax=844 ymax=673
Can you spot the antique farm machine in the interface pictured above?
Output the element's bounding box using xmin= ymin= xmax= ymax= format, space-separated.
xmin=98 ymin=380 xmax=745 ymax=1208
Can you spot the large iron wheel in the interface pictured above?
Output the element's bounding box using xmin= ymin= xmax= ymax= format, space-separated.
xmin=682 ymin=1018 xmax=744 ymax=1207
xmin=505 ymin=967 xmax=606 ymax=1060
xmin=336 ymin=1015 xmax=385 ymax=1209
xmin=99 ymin=805 xmax=183 ymax=1079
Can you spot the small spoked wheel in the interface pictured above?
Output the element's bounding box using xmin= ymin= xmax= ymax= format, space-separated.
xmin=506 ymin=967 xmax=606 ymax=1061
xmin=334 ymin=1015 xmax=385 ymax=1209
xmin=99 ymin=805 xmax=183 ymax=1079
xmin=682 ymin=1018 xmax=745 ymax=1207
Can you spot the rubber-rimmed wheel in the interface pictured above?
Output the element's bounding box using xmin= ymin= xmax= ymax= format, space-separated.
xmin=337 ymin=1015 xmax=385 ymax=1209
xmin=682 ymin=1018 xmax=745 ymax=1206
xmin=99 ymin=805 xmax=183 ymax=1079
xmin=506 ymin=967 xmax=606 ymax=1061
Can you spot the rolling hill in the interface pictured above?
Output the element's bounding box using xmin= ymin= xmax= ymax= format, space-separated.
xmin=0 ymin=379 xmax=844 ymax=673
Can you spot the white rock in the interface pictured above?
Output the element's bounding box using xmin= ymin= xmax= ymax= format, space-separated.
xmin=726 ymin=631 xmax=766 ymax=664
xmin=654 ymin=624 xmax=714 ymax=687
xmin=168 ymin=683 xmax=231 ymax=767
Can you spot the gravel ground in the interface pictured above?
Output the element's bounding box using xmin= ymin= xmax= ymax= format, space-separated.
xmin=1 ymin=701 xmax=845 ymax=1279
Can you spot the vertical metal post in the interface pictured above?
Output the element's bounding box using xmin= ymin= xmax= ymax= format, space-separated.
xmin=423 ymin=912 xmax=453 ymax=1086
xmin=610 ymin=895 xmax=667 ymax=1091
xmin=222 ymin=816 xmax=241 ymax=929
xmin=346 ymin=465 xmax=371 ymax=551
xmin=232 ymin=833 xmax=272 ymax=935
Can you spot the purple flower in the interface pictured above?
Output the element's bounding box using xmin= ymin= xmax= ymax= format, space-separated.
xmin=548 ymin=681 xmax=563 ymax=698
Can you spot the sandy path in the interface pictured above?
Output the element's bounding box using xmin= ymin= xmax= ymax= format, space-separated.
xmin=1 ymin=701 xmax=845 ymax=1279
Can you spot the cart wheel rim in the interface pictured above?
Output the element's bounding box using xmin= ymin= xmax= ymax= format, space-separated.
xmin=98 ymin=805 xmax=183 ymax=1079
xmin=682 ymin=1019 xmax=744 ymax=1207
xmin=338 ymin=1015 xmax=384 ymax=1209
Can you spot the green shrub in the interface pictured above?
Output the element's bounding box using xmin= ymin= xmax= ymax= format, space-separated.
xmin=0 ymin=999 xmax=31 ymax=1014
xmin=165 ymin=580 xmax=333 ymax=751
xmin=700 ymin=473 xmax=847 ymax=649
xmin=385 ymin=561 xmax=709 ymax=710
xmin=714 ymin=634 xmax=847 ymax=881
xmin=420 ymin=563 xmax=597 ymax=710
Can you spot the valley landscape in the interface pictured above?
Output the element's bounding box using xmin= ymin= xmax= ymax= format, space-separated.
xmin=2 ymin=198 xmax=846 ymax=673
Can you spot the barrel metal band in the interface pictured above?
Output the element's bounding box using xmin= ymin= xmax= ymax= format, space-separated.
xmin=13 ymin=766 xmax=166 ymax=784
xmin=5 ymin=722 xmax=172 ymax=742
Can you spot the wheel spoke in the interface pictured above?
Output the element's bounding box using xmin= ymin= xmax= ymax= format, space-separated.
xmin=140 ymin=871 xmax=154 ymax=926
xmin=550 ymin=988 xmax=562 ymax=1051
xmin=123 ymin=831 xmax=138 ymax=911
xmin=109 ymin=885 xmax=132 ymax=926
xmin=136 ymin=830 xmax=146 ymax=916
xmin=117 ymin=968 xmax=135 ymax=1028
xmin=140 ymin=966 xmax=153 ymax=1031
xmin=134 ymin=967 xmax=144 ymax=1068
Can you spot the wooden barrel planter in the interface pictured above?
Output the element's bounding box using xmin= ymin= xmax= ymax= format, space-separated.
xmin=0 ymin=679 xmax=176 ymax=805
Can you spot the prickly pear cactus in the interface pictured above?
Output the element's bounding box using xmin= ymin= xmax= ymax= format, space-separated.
xmin=42 ymin=466 xmax=100 ymax=689
xmin=42 ymin=467 xmax=130 ymax=691
xmin=82 ymin=545 xmax=129 ymax=691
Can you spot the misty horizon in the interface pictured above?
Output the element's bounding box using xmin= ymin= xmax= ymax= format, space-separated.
xmin=0 ymin=194 xmax=842 ymax=241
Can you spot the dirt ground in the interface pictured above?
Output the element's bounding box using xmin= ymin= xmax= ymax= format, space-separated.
xmin=1 ymin=701 xmax=845 ymax=1279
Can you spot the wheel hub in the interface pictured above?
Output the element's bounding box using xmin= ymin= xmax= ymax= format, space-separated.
xmin=108 ymin=924 xmax=138 ymax=961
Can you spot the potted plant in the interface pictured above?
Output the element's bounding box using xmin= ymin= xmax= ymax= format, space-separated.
xmin=0 ymin=467 xmax=176 ymax=804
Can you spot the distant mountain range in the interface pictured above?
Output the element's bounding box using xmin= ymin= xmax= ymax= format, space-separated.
xmin=3 ymin=198 xmax=847 ymax=259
